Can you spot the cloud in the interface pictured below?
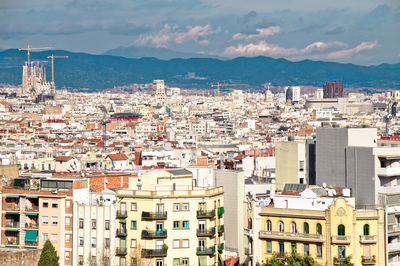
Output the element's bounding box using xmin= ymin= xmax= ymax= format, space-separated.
xmin=325 ymin=26 xmax=346 ymax=35
xmin=135 ymin=24 xmax=220 ymax=48
xmin=323 ymin=40 xmax=378 ymax=59
xmin=232 ymin=26 xmax=280 ymax=41
xmin=223 ymin=39 xmax=376 ymax=60
xmin=108 ymin=23 xmax=152 ymax=36
xmin=44 ymin=23 xmax=104 ymax=35
xmin=240 ymin=11 xmax=258 ymax=24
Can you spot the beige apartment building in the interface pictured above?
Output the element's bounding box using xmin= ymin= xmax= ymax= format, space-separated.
xmin=115 ymin=169 xmax=225 ymax=266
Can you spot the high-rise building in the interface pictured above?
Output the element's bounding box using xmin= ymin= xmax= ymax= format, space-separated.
xmin=323 ymin=81 xmax=343 ymax=98
xmin=152 ymin=80 xmax=167 ymax=102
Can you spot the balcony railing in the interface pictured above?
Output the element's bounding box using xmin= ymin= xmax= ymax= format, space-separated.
xmin=218 ymin=243 xmax=224 ymax=252
xmin=259 ymin=230 xmax=324 ymax=243
xmin=388 ymin=242 xmax=400 ymax=253
xmin=197 ymin=246 xmax=216 ymax=256
xmin=333 ymin=257 xmax=346 ymax=264
xmin=141 ymin=248 xmax=167 ymax=258
xmin=25 ymin=206 xmax=39 ymax=212
xmin=25 ymin=241 xmax=38 ymax=247
xmin=25 ymin=223 xmax=39 ymax=229
xmin=141 ymin=229 xmax=167 ymax=239
xmin=362 ymin=256 xmax=376 ymax=265
xmin=197 ymin=209 xmax=216 ymax=219
xmin=244 ymin=228 xmax=253 ymax=238
xmin=388 ymin=224 xmax=400 ymax=236
xmin=219 ymin=225 xmax=224 ymax=234
xmin=141 ymin=211 xmax=167 ymax=220
xmin=197 ymin=227 xmax=216 ymax=237
xmin=5 ymin=222 xmax=20 ymax=228
xmin=5 ymin=238 xmax=19 ymax=245
xmin=331 ymin=235 xmax=351 ymax=244
xmin=116 ymin=229 xmax=127 ymax=237
xmin=6 ymin=205 xmax=20 ymax=211
xmin=115 ymin=247 xmax=127 ymax=256
xmin=377 ymin=167 xmax=400 ymax=176
xmin=116 ymin=210 xmax=128 ymax=219
xmin=360 ymin=235 xmax=377 ymax=244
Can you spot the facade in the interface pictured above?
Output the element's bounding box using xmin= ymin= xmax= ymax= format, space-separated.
xmin=275 ymin=141 xmax=306 ymax=191
xmin=152 ymin=80 xmax=167 ymax=103
xmin=258 ymin=197 xmax=385 ymax=265
xmin=115 ymin=169 xmax=224 ymax=266
xmin=1 ymin=187 xmax=73 ymax=266
xmin=323 ymin=81 xmax=343 ymax=98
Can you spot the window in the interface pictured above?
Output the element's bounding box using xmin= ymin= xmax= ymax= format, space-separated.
xmin=290 ymin=222 xmax=296 ymax=233
xmin=52 ymin=216 xmax=58 ymax=225
xmin=79 ymin=219 xmax=84 ymax=229
xmin=131 ymin=202 xmax=137 ymax=211
xmin=364 ymin=224 xmax=370 ymax=236
xmin=266 ymin=220 xmax=272 ymax=231
xmin=65 ymin=251 xmax=70 ymax=260
xmin=182 ymin=203 xmax=189 ymax=211
xmin=173 ymin=259 xmax=180 ymax=266
xmin=303 ymin=222 xmax=309 ymax=234
xmin=279 ymin=241 xmax=284 ymax=254
xmin=79 ymin=255 xmax=83 ymax=264
xmin=105 ymin=220 xmax=110 ymax=230
xmin=91 ymin=237 xmax=96 ymax=247
xmin=66 ymin=217 xmax=71 ymax=226
xmin=131 ymin=258 xmax=137 ymax=266
xmin=278 ymin=221 xmax=284 ymax=232
xmin=66 ymin=234 xmax=71 ymax=243
xmin=79 ymin=237 xmax=84 ymax=246
xmin=52 ymin=200 xmax=58 ymax=208
xmin=338 ymin=224 xmax=345 ymax=236
xmin=91 ymin=219 xmax=96 ymax=229
xmin=173 ymin=221 xmax=180 ymax=229
xmin=316 ymin=223 xmax=322 ymax=235
xmin=338 ymin=246 xmax=346 ymax=260
xmin=266 ymin=241 xmax=272 ymax=253
xmin=304 ymin=243 xmax=309 ymax=256
xmin=156 ymin=260 xmax=164 ymax=266
xmin=66 ymin=200 xmax=71 ymax=209
xmin=299 ymin=160 xmax=304 ymax=171
xmin=291 ymin=243 xmax=296 ymax=254
xmin=42 ymin=216 xmax=49 ymax=224
xmin=131 ymin=221 xmax=137 ymax=229
xmin=182 ymin=258 xmax=189 ymax=266
xmin=183 ymin=221 xmax=189 ymax=229
xmin=131 ymin=239 xmax=137 ymax=248
xmin=182 ymin=239 xmax=189 ymax=248
xmin=105 ymin=238 xmax=110 ymax=248
xmin=316 ymin=245 xmax=322 ymax=258
xmin=42 ymin=233 xmax=48 ymax=242
xmin=51 ymin=234 xmax=58 ymax=243
xmin=42 ymin=200 xmax=48 ymax=208
xmin=173 ymin=203 xmax=180 ymax=211
xmin=173 ymin=240 xmax=180 ymax=248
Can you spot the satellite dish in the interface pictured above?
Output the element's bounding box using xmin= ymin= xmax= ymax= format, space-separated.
xmin=322 ymin=182 xmax=327 ymax=188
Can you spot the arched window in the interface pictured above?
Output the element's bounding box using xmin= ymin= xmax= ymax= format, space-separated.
xmin=278 ymin=221 xmax=284 ymax=232
xmin=290 ymin=222 xmax=297 ymax=233
xmin=266 ymin=220 xmax=272 ymax=232
xmin=316 ymin=223 xmax=322 ymax=235
xmin=303 ymin=222 xmax=309 ymax=234
xmin=338 ymin=224 xmax=345 ymax=236
xmin=363 ymin=224 xmax=370 ymax=236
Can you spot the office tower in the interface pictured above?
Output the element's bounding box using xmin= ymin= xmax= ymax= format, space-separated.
xmin=152 ymin=80 xmax=167 ymax=102
xmin=323 ymin=81 xmax=343 ymax=98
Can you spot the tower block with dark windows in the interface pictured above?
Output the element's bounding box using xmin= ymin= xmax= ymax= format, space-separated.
xmin=323 ymin=81 xmax=343 ymax=98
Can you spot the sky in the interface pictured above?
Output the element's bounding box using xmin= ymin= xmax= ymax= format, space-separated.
xmin=1 ymin=0 xmax=400 ymax=65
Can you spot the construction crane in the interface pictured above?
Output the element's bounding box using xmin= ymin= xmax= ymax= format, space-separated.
xmin=47 ymin=55 xmax=68 ymax=90
xmin=100 ymin=106 xmax=111 ymax=152
xmin=211 ymin=82 xmax=247 ymax=97
xmin=18 ymin=45 xmax=55 ymax=71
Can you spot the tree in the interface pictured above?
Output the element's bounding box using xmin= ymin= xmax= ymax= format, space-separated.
xmin=38 ymin=240 xmax=59 ymax=266
xmin=285 ymin=253 xmax=316 ymax=266
xmin=263 ymin=257 xmax=283 ymax=266
xmin=337 ymin=256 xmax=354 ymax=266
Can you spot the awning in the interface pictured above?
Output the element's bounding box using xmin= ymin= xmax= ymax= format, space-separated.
xmin=6 ymin=212 xmax=19 ymax=215
xmin=26 ymin=196 xmax=38 ymax=199
xmin=5 ymin=229 xmax=19 ymax=232
xmin=199 ymin=257 xmax=208 ymax=266
xmin=6 ymin=195 xmax=19 ymax=198
xmin=119 ymin=220 xmax=126 ymax=223
xmin=25 ymin=230 xmax=38 ymax=242
xmin=25 ymin=213 xmax=38 ymax=216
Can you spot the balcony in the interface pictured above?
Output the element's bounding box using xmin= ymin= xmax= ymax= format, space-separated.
xmin=141 ymin=229 xmax=167 ymax=239
xmin=197 ymin=246 xmax=216 ymax=256
xmin=5 ymin=238 xmax=19 ymax=245
xmin=25 ymin=223 xmax=39 ymax=229
xmin=115 ymin=247 xmax=127 ymax=256
xmin=116 ymin=229 xmax=127 ymax=237
xmin=25 ymin=206 xmax=39 ymax=212
xmin=218 ymin=207 xmax=224 ymax=216
xmin=377 ymin=167 xmax=400 ymax=176
xmin=360 ymin=235 xmax=377 ymax=244
xmin=218 ymin=243 xmax=224 ymax=252
xmin=6 ymin=205 xmax=20 ymax=211
xmin=331 ymin=235 xmax=351 ymax=245
xmin=274 ymin=252 xmax=285 ymax=260
xmin=389 ymin=224 xmax=400 ymax=237
xmin=218 ymin=225 xmax=224 ymax=234
xmin=197 ymin=227 xmax=216 ymax=237
xmin=362 ymin=256 xmax=376 ymax=265
xmin=116 ymin=210 xmax=128 ymax=219
xmin=259 ymin=231 xmax=324 ymax=243
xmin=141 ymin=211 xmax=167 ymax=220
xmin=25 ymin=241 xmax=39 ymax=247
xmin=333 ymin=257 xmax=346 ymax=265
xmin=141 ymin=248 xmax=167 ymax=258
xmin=244 ymin=228 xmax=253 ymax=238
xmin=388 ymin=242 xmax=400 ymax=254
xmin=5 ymin=222 xmax=20 ymax=228
xmin=378 ymin=186 xmax=400 ymax=194
xmin=197 ymin=210 xmax=216 ymax=219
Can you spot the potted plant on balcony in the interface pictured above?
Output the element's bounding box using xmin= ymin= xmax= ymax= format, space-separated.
xmin=162 ymin=243 xmax=168 ymax=251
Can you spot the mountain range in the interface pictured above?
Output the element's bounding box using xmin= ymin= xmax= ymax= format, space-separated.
xmin=0 ymin=49 xmax=399 ymax=90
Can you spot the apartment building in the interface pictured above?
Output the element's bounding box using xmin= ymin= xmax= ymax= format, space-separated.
xmin=1 ymin=185 xmax=73 ymax=266
xmin=258 ymin=197 xmax=385 ymax=265
xmin=115 ymin=169 xmax=224 ymax=266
